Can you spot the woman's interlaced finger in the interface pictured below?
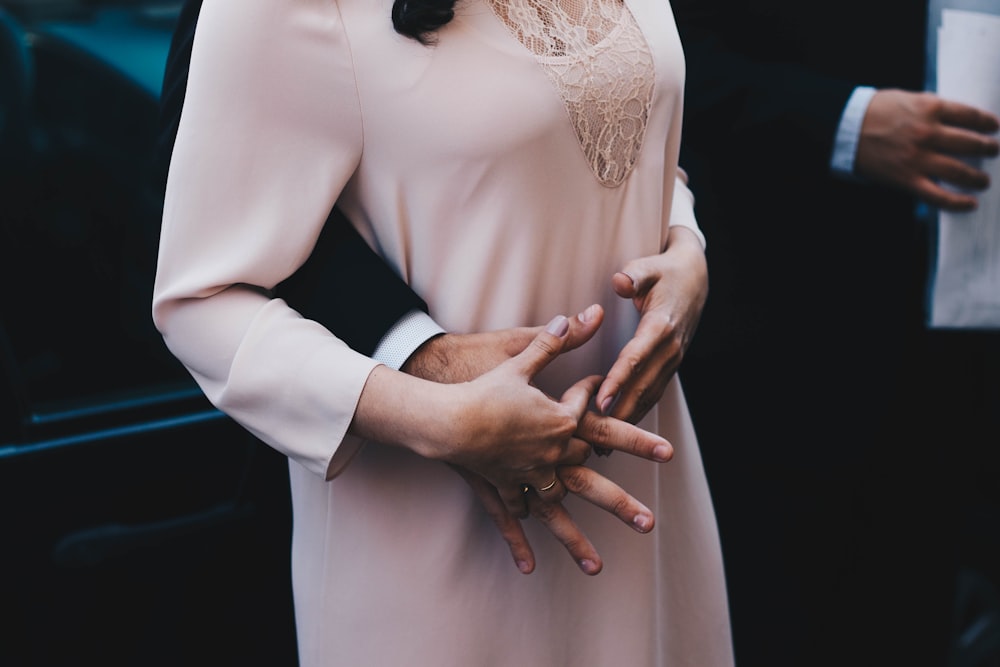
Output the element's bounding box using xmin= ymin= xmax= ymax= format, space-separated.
xmin=517 ymin=436 xmax=588 ymax=504
xmin=560 ymin=437 xmax=592 ymax=466
xmin=513 ymin=378 xmax=601 ymax=505
xmin=559 ymin=464 xmax=655 ymax=533
xmin=526 ymin=468 xmax=567 ymax=503
xmin=499 ymin=483 xmax=531 ymax=518
xmin=526 ymin=494 xmax=603 ymax=575
xmin=560 ymin=374 xmax=605 ymax=421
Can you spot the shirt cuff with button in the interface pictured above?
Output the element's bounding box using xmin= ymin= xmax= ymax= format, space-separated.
xmin=830 ymin=85 xmax=877 ymax=178
xmin=371 ymin=309 xmax=446 ymax=370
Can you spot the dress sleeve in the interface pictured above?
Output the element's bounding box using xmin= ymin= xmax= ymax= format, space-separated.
xmin=668 ymin=168 xmax=706 ymax=249
xmin=152 ymin=0 xmax=377 ymax=480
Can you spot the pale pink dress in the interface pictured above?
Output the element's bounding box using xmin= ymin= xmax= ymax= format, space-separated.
xmin=153 ymin=0 xmax=733 ymax=663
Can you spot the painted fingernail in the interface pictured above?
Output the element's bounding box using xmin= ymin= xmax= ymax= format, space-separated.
xmin=616 ymin=271 xmax=637 ymax=289
xmin=633 ymin=514 xmax=652 ymax=532
xmin=579 ymin=559 xmax=598 ymax=574
xmin=517 ymin=560 xmax=532 ymax=574
xmin=578 ymin=304 xmax=599 ymax=323
xmin=545 ymin=315 xmax=569 ymax=337
xmin=599 ymin=395 xmax=614 ymax=415
xmin=653 ymin=444 xmax=672 ymax=462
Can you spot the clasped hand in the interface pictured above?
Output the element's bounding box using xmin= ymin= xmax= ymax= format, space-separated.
xmin=402 ymin=305 xmax=671 ymax=575
xmin=397 ymin=226 xmax=708 ymax=575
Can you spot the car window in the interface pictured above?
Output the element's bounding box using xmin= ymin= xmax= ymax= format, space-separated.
xmin=0 ymin=0 xmax=194 ymax=447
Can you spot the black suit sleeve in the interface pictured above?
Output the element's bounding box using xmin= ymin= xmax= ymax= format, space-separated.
xmin=155 ymin=0 xmax=430 ymax=357
xmin=672 ymin=0 xmax=857 ymax=183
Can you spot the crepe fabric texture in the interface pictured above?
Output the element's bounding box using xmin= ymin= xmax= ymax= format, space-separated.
xmin=153 ymin=0 xmax=733 ymax=663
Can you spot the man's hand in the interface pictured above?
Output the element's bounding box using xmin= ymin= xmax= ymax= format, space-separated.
xmin=595 ymin=225 xmax=709 ymax=424
xmin=856 ymin=89 xmax=1000 ymax=211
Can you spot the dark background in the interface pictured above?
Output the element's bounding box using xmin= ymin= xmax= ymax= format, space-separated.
xmin=1 ymin=2 xmax=998 ymax=666
xmin=0 ymin=2 xmax=299 ymax=664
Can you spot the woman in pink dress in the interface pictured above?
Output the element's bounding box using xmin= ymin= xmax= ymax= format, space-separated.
xmin=153 ymin=0 xmax=733 ymax=663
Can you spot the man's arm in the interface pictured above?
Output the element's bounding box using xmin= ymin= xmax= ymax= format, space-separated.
xmin=275 ymin=210 xmax=434 ymax=357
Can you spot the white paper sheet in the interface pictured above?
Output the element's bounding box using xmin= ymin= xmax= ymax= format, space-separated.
xmin=927 ymin=8 xmax=1000 ymax=329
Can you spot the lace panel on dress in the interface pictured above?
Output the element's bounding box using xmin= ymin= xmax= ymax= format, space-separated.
xmin=487 ymin=0 xmax=654 ymax=187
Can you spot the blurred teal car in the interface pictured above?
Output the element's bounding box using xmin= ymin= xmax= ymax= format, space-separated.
xmin=0 ymin=2 xmax=298 ymax=664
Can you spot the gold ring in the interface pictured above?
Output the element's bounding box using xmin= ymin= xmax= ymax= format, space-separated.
xmin=538 ymin=478 xmax=558 ymax=492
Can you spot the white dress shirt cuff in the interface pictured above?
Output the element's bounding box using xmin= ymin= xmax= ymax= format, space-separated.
xmin=669 ymin=169 xmax=707 ymax=250
xmin=371 ymin=309 xmax=446 ymax=370
xmin=830 ymin=86 xmax=877 ymax=177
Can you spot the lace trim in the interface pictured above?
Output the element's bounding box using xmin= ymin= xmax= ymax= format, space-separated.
xmin=487 ymin=0 xmax=654 ymax=187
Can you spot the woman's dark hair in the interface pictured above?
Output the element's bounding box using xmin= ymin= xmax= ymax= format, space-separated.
xmin=391 ymin=0 xmax=458 ymax=44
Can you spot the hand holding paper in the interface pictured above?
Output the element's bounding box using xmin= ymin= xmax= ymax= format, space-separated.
xmin=928 ymin=8 xmax=1000 ymax=328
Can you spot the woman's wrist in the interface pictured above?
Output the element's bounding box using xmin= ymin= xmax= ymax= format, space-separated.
xmin=350 ymin=364 xmax=466 ymax=461
xmin=665 ymin=224 xmax=705 ymax=254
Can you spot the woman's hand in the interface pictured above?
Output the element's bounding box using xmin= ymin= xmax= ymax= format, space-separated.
xmin=451 ymin=460 xmax=655 ymax=576
xmin=424 ymin=315 xmax=668 ymax=575
xmin=352 ymin=307 xmax=671 ymax=575
xmin=432 ymin=317 xmax=600 ymax=512
xmin=595 ymin=225 xmax=708 ymax=424
xmin=402 ymin=305 xmax=675 ymax=462
xmin=402 ymin=304 xmax=671 ymax=508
